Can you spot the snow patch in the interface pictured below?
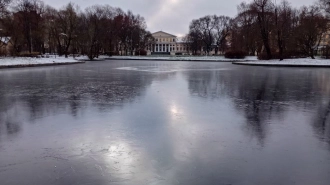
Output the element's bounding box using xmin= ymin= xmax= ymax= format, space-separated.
xmin=0 ymin=56 xmax=82 ymax=67
xmin=233 ymin=58 xmax=330 ymax=67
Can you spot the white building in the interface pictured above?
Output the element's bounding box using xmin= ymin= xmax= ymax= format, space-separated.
xmin=148 ymin=31 xmax=191 ymax=55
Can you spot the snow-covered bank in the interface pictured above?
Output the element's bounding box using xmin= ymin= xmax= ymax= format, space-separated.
xmin=233 ymin=58 xmax=330 ymax=67
xmin=0 ymin=57 xmax=84 ymax=68
xmin=109 ymin=55 xmax=258 ymax=62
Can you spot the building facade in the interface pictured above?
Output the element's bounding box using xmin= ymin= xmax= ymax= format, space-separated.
xmin=148 ymin=31 xmax=191 ymax=55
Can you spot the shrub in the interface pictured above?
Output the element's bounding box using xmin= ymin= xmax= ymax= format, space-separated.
xmin=258 ymin=50 xmax=306 ymax=60
xmin=224 ymin=50 xmax=247 ymax=59
xmin=105 ymin=51 xmax=119 ymax=56
xmin=19 ymin=51 xmax=41 ymax=57
xmin=257 ymin=52 xmax=272 ymax=60
xmin=134 ymin=49 xmax=147 ymax=56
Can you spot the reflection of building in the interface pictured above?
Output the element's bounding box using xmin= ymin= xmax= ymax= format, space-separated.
xmin=148 ymin=31 xmax=190 ymax=55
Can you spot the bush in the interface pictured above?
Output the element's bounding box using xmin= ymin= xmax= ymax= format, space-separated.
xmin=19 ymin=51 xmax=41 ymax=57
xmin=258 ymin=50 xmax=306 ymax=60
xmin=257 ymin=52 xmax=273 ymax=60
xmin=134 ymin=49 xmax=147 ymax=56
xmin=105 ymin=51 xmax=119 ymax=56
xmin=224 ymin=50 xmax=247 ymax=59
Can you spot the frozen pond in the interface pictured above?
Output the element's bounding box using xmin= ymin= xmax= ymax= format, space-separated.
xmin=0 ymin=60 xmax=330 ymax=185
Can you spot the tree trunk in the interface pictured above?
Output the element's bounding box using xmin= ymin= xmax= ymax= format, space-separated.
xmin=275 ymin=9 xmax=283 ymax=61
xmin=64 ymin=39 xmax=71 ymax=58
xmin=257 ymin=12 xmax=272 ymax=60
xmin=277 ymin=33 xmax=283 ymax=61
xmin=310 ymin=48 xmax=315 ymax=59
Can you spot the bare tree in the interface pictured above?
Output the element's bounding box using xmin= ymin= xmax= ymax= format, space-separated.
xmin=199 ymin=16 xmax=215 ymax=55
xmin=252 ymin=0 xmax=274 ymax=59
xmin=213 ymin=15 xmax=231 ymax=54
xmin=295 ymin=6 xmax=328 ymax=59
xmin=187 ymin=20 xmax=203 ymax=55
xmin=231 ymin=2 xmax=260 ymax=55
xmin=13 ymin=0 xmax=46 ymax=54
xmin=78 ymin=6 xmax=105 ymax=60
xmin=319 ymin=0 xmax=330 ymax=15
xmin=0 ymin=0 xmax=10 ymax=17
xmin=56 ymin=3 xmax=79 ymax=58
xmin=275 ymin=0 xmax=295 ymax=60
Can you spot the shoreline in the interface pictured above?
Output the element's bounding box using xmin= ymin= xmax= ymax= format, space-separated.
xmin=232 ymin=61 xmax=330 ymax=68
xmin=107 ymin=57 xmax=255 ymax=62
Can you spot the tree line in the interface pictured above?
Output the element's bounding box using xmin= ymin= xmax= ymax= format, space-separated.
xmin=186 ymin=0 xmax=330 ymax=60
xmin=0 ymin=0 xmax=154 ymax=59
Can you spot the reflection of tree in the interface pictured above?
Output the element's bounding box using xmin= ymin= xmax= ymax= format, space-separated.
xmin=5 ymin=119 xmax=21 ymax=135
xmin=186 ymin=68 xmax=323 ymax=146
xmin=0 ymin=77 xmax=22 ymax=139
xmin=187 ymin=71 xmax=228 ymax=99
xmin=0 ymin=65 xmax=173 ymax=139
xmin=0 ymin=105 xmax=22 ymax=139
xmin=242 ymin=75 xmax=268 ymax=146
xmin=313 ymin=100 xmax=330 ymax=146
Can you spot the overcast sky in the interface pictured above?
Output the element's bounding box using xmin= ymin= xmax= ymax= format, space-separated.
xmin=43 ymin=0 xmax=316 ymax=36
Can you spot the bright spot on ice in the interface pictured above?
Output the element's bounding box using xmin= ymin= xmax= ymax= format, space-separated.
xmin=171 ymin=105 xmax=179 ymax=115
